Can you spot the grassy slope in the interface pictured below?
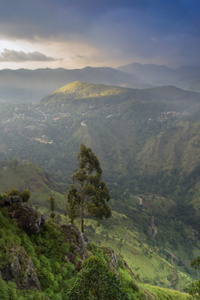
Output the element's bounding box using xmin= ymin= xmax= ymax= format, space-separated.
xmin=0 ymin=163 xmax=66 ymax=211
xmin=81 ymin=212 xmax=194 ymax=291
xmin=138 ymin=119 xmax=200 ymax=174
xmin=0 ymin=207 xmax=193 ymax=300
xmin=0 ymin=162 xmax=198 ymax=291
xmin=48 ymin=81 xmax=142 ymax=102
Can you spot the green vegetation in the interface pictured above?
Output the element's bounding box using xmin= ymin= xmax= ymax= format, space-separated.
xmin=67 ymin=143 xmax=111 ymax=232
xmin=0 ymin=202 xmax=194 ymax=299
xmin=66 ymin=184 xmax=80 ymax=225
xmin=49 ymin=195 xmax=56 ymax=219
xmin=0 ymin=161 xmax=66 ymax=212
xmin=142 ymin=284 xmax=193 ymax=299
xmin=0 ymin=81 xmax=200 ymax=296
xmin=68 ymin=256 xmax=129 ymax=300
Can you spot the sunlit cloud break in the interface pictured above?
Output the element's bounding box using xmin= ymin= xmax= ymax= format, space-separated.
xmin=0 ymin=49 xmax=62 ymax=62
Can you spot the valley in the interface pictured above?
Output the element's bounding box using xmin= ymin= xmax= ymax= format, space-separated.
xmin=1 ymin=1 xmax=200 ymax=298
xmin=0 ymin=79 xmax=200 ymax=296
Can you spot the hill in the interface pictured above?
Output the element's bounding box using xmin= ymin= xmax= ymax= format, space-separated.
xmin=0 ymin=81 xmax=200 ymax=288
xmin=0 ymin=67 xmax=141 ymax=103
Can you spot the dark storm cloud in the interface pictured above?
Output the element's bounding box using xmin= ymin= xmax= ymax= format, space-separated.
xmin=0 ymin=49 xmax=58 ymax=62
xmin=0 ymin=0 xmax=200 ymax=65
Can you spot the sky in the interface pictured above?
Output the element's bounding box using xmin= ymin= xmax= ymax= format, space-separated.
xmin=0 ymin=0 xmax=200 ymax=70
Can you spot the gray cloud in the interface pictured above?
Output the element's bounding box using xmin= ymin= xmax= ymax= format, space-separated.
xmin=0 ymin=49 xmax=61 ymax=62
xmin=0 ymin=0 xmax=200 ymax=67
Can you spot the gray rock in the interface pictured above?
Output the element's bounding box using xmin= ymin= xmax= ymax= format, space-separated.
xmin=11 ymin=195 xmax=22 ymax=203
xmin=7 ymin=202 xmax=45 ymax=235
xmin=110 ymin=250 xmax=118 ymax=269
xmin=10 ymin=255 xmax=21 ymax=278
xmin=61 ymin=224 xmax=89 ymax=264
xmin=102 ymin=247 xmax=118 ymax=270
xmin=24 ymin=258 xmax=41 ymax=291
xmin=79 ymin=232 xmax=89 ymax=250
xmin=1 ymin=248 xmax=41 ymax=291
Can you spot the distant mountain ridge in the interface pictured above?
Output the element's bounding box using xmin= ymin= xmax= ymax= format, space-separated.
xmin=0 ymin=67 xmax=141 ymax=103
xmin=118 ymin=62 xmax=200 ymax=92
xmin=1 ymin=63 xmax=200 ymax=103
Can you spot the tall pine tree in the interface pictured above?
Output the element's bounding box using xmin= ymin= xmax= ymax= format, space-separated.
xmin=67 ymin=143 xmax=111 ymax=232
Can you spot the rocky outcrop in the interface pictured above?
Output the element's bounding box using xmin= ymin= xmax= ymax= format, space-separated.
xmin=61 ymin=224 xmax=89 ymax=252
xmin=61 ymin=224 xmax=89 ymax=270
xmin=0 ymin=195 xmax=22 ymax=207
xmin=7 ymin=202 xmax=45 ymax=235
xmin=101 ymin=247 xmax=118 ymax=270
xmin=1 ymin=247 xmax=41 ymax=291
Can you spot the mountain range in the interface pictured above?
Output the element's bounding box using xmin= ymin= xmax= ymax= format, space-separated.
xmin=118 ymin=62 xmax=200 ymax=92
xmin=0 ymin=67 xmax=140 ymax=103
xmin=1 ymin=63 xmax=200 ymax=103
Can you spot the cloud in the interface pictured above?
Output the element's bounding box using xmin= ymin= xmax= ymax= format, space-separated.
xmin=0 ymin=49 xmax=61 ymax=62
xmin=1 ymin=0 xmax=199 ymax=42
xmin=0 ymin=0 xmax=200 ymax=67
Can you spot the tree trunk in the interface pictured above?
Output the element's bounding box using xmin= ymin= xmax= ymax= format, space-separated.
xmin=81 ymin=184 xmax=84 ymax=233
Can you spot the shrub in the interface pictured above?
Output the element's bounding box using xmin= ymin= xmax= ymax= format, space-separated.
xmin=68 ymin=256 xmax=129 ymax=300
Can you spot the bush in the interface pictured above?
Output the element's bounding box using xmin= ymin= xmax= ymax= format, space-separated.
xmin=68 ymin=256 xmax=129 ymax=300
xmin=20 ymin=190 xmax=30 ymax=202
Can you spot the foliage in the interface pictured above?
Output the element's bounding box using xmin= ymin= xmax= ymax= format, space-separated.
xmin=143 ymin=284 xmax=193 ymax=299
xmin=68 ymin=143 xmax=111 ymax=232
xmin=8 ymin=158 xmax=19 ymax=171
xmin=20 ymin=189 xmax=31 ymax=202
xmin=184 ymin=280 xmax=200 ymax=298
xmin=7 ymin=188 xmax=30 ymax=202
xmin=191 ymin=256 xmax=200 ymax=270
xmin=66 ymin=184 xmax=80 ymax=224
xmin=68 ymin=256 xmax=129 ymax=300
xmin=49 ymin=196 xmax=56 ymax=219
xmin=0 ymin=199 xmax=194 ymax=300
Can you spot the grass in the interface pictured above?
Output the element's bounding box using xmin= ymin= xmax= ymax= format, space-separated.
xmin=0 ymin=163 xmax=66 ymax=211
xmin=0 ymin=161 xmax=199 ymax=290
xmin=79 ymin=211 xmax=194 ymax=291
xmin=141 ymin=284 xmax=193 ymax=299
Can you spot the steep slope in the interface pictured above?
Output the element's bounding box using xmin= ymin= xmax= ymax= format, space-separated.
xmin=0 ymin=205 xmax=193 ymax=299
xmin=0 ymin=160 xmax=198 ymax=290
xmin=0 ymin=161 xmax=65 ymax=211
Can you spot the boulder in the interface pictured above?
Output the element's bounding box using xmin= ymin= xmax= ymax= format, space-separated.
xmin=4 ymin=197 xmax=12 ymax=206
xmin=1 ymin=247 xmax=41 ymax=290
xmin=0 ymin=195 xmax=22 ymax=207
xmin=11 ymin=195 xmax=22 ymax=203
xmin=7 ymin=202 xmax=45 ymax=235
